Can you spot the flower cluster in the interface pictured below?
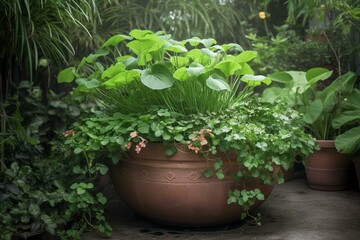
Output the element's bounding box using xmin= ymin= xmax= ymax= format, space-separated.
xmin=187 ymin=129 xmax=213 ymax=153
xmin=63 ymin=130 xmax=75 ymax=137
xmin=125 ymin=131 xmax=148 ymax=154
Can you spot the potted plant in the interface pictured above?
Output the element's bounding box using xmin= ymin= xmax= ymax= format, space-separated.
xmin=58 ymin=29 xmax=316 ymax=227
xmin=262 ymin=67 xmax=358 ymax=190
xmin=332 ymin=88 xmax=360 ymax=190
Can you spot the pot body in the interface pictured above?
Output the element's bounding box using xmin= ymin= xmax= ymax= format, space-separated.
xmin=353 ymin=156 xmax=360 ymax=190
xmin=110 ymin=143 xmax=275 ymax=227
xmin=305 ymin=140 xmax=351 ymax=191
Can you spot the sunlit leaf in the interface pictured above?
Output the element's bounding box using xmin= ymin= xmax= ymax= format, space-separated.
xmin=240 ymin=74 xmax=271 ymax=86
xmin=101 ymin=63 xmax=126 ymax=79
xmin=187 ymin=62 xmax=205 ymax=77
xmin=206 ymin=74 xmax=230 ymax=91
xmin=214 ymin=61 xmax=242 ymax=77
xmin=103 ymin=70 xmax=140 ymax=88
xmin=75 ymin=78 xmax=101 ymax=89
xmin=102 ymin=34 xmax=132 ymax=47
xmin=236 ymin=50 xmax=257 ymax=63
xmin=173 ymin=67 xmax=190 ymax=81
xmin=57 ymin=67 xmax=76 ymax=83
xmin=141 ymin=64 xmax=175 ymax=90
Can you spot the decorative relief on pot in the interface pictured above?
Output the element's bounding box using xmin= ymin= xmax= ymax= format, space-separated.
xmin=188 ymin=171 xmax=200 ymax=181
xmin=165 ymin=171 xmax=176 ymax=181
xmin=140 ymin=169 xmax=150 ymax=179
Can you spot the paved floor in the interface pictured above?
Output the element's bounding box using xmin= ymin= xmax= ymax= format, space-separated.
xmin=82 ymin=171 xmax=360 ymax=240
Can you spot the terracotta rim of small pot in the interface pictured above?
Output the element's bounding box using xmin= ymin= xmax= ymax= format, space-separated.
xmin=316 ymin=140 xmax=336 ymax=148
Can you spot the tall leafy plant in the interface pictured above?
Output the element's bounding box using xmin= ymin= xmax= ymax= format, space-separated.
xmin=0 ymin=0 xmax=94 ymax=171
xmin=332 ymin=89 xmax=360 ymax=155
xmin=58 ymin=29 xmax=270 ymax=115
xmin=262 ymin=67 xmax=357 ymax=140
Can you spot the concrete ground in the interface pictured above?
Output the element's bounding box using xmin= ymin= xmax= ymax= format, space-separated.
xmin=82 ymin=170 xmax=360 ymax=240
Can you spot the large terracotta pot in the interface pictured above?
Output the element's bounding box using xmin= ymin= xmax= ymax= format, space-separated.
xmin=305 ymin=140 xmax=352 ymax=191
xmin=110 ymin=143 xmax=276 ymax=227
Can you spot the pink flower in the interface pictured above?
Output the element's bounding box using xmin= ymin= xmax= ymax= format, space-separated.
xmin=188 ymin=143 xmax=200 ymax=154
xmin=125 ymin=142 xmax=132 ymax=149
xmin=139 ymin=141 xmax=147 ymax=148
xmin=63 ymin=130 xmax=75 ymax=137
xmin=135 ymin=144 xmax=142 ymax=154
xmin=130 ymin=131 xmax=138 ymax=138
xmin=199 ymin=135 xmax=208 ymax=146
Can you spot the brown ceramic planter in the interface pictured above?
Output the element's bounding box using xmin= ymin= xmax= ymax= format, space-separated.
xmin=110 ymin=143 xmax=276 ymax=227
xmin=282 ymin=164 xmax=295 ymax=181
xmin=353 ymin=156 xmax=360 ymax=191
xmin=304 ymin=140 xmax=351 ymax=191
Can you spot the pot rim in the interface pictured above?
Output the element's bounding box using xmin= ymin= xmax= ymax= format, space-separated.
xmin=316 ymin=139 xmax=335 ymax=148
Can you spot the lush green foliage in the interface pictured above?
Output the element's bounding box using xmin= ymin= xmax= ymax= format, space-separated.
xmin=58 ymin=29 xmax=271 ymax=115
xmin=262 ymin=68 xmax=358 ymax=140
xmin=247 ymin=26 xmax=332 ymax=74
xmin=332 ymin=89 xmax=360 ymax=155
xmin=0 ymin=85 xmax=110 ymax=239
xmin=64 ymin=97 xmax=316 ymax=222
xmin=0 ymin=0 xmax=93 ymax=85
xmin=285 ymin=0 xmax=360 ymax=75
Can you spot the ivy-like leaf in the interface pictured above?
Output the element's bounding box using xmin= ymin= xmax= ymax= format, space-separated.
xmin=203 ymin=168 xmax=213 ymax=178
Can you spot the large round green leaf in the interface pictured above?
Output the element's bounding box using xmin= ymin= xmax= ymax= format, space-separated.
xmin=221 ymin=43 xmax=244 ymax=52
xmin=85 ymin=48 xmax=109 ymax=64
xmin=306 ymin=68 xmax=332 ymax=85
xmin=102 ymin=34 xmax=133 ymax=48
xmin=170 ymin=56 xmax=189 ymax=68
xmin=206 ymin=74 xmax=230 ymax=91
xmin=165 ymin=42 xmax=188 ymax=53
xmin=103 ymin=70 xmax=140 ymax=89
xmin=141 ymin=64 xmax=175 ymax=90
xmin=240 ymin=74 xmax=271 ymax=86
xmin=57 ymin=67 xmax=76 ymax=83
xmin=187 ymin=62 xmax=205 ymax=77
xmin=268 ymin=72 xmax=293 ymax=84
xmin=101 ymin=63 xmax=126 ymax=79
xmin=236 ymin=51 xmax=257 ymax=63
xmin=214 ymin=61 xmax=242 ymax=77
xmin=173 ymin=67 xmax=190 ymax=81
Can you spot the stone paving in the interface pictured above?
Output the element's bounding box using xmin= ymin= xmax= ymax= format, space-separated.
xmin=82 ymin=171 xmax=360 ymax=240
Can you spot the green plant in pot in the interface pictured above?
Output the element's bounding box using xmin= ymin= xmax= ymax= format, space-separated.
xmin=58 ymin=29 xmax=316 ymax=227
xmin=262 ymin=67 xmax=358 ymax=190
xmin=332 ymin=88 xmax=360 ymax=190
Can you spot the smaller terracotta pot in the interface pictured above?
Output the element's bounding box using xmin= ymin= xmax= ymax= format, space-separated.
xmin=352 ymin=156 xmax=360 ymax=191
xmin=305 ymin=140 xmax=351 ymax=191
